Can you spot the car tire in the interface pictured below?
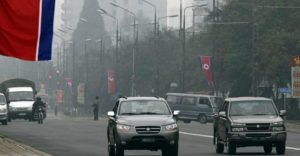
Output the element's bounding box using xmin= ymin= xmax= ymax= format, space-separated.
xmin=215 ymin=135 xmax=224 ymax=154
xmin=161 ymin=143 xmax=178 ymax=156
xmin=108 ymin=142 xmax=115 ymax=156
xmin=264 ymin=144 xmax=272 ymax=154
xmin=226 ymin=138 xmax=236 ymax=155
xmin=7 ymin=117 xmax=11 ymax=122
xmin=115 ymin=144 xmax=124 ymax=156
xmin=276 ymin=142 xmax=286 ymax=155
xmin=1 ymin=120 xmax=8 ymax=125
xmin=199 ymin=115 xmax=207 ymax=124
xmin=183 ymin=120 xmax=191 ymax=124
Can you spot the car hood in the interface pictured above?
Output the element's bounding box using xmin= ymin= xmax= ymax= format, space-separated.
xmin=230 ymin=115 xmax=283 ymax=124
xmin=117 ymin=115 xmax=175 ymax=126
xmin=9 ymin=101 xmax=34 ymax=108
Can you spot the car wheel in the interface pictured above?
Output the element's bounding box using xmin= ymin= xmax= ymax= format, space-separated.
xmin=226 ymin=138 xmax=236 ymax=154
xmin=7 ymin=117 xmax=11 ymax=122
xmin=2 ymin=120 xmax=8 ymax=125
xmin=115 ymin=144 xmax=124 ymax=156
xmin=161 ymin=143 xmax=178 ymax=156
xmin=276 ymin=142 xmax=285 ymax=155
xmin=183 ymin=120 xmax=191 ymax=124
xmin=264 ymin=144 xmax=272 ymax=154
xmin=199 ymin=115 xmax=207 ymax=124
xmin=215 ymin=135 xmax=224 ymax=154
xmin=108 ymin=142 xmax=115 ymax=156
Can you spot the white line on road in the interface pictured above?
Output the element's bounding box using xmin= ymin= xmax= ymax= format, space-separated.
xmin=180 ymin=131 xmax=300 ymax=151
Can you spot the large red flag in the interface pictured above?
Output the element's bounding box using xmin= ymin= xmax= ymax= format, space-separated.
xmin=0 ymin=0 xmax=55 ymax=61
xmin=107 ymin=70 xmax=115 ymax=95
xmin=199 ymin=56 xmax=214 ymax=86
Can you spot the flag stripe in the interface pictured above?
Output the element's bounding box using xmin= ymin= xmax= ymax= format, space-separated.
xmin=35 ymin=0 xmax=42 ymax=61
xmin=38 ymin=0 xmax=55 ymax=60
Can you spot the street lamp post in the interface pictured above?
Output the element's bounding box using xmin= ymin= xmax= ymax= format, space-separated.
xmin=97 ymin=8 xmax=119 ymax=63
xmin=182 ymin=4 xmax=208 ymax=92
xmin=110 ymin=2 xmax=137 ymax=96
xmin=141 ymin=0 xmax=157 ymax=36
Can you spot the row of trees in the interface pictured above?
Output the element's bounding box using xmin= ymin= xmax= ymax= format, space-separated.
xmin=113 ymin=0 xmax=300 ymax=98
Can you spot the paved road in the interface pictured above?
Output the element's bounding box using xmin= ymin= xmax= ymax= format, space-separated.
xmin=0 ymin=117 xmax=300 ymax=156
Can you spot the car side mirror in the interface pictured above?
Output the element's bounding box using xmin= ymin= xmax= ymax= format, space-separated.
xmin=279 ymin=110 xmax=286 ymax=116
xmin=107 ymin=111 xmax=115 ymax=117
xmin=219 ymin=111 xmax=226 ymax=118
xmin=173 ymin=110 xmax=180 ymax=116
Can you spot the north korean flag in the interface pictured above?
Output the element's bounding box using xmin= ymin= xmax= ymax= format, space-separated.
xmin=199 ymin=56 xmax=214 ymax=87
xmin=0 ymin=0 xmax=56 ymax=61
xmin=107 ymin=70 xmax=116 ymax=95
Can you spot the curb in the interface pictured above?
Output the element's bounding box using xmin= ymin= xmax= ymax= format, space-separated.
xmin=0 ymin=136 xmax=52 ymax=156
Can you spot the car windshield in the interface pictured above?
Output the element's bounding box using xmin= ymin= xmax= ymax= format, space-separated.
xmin=9 ymin=91 xmax=34 ymax=101
xmin=119 ymin=100 xmax=171 ymax=115
xmin=210 ymin=97 xmax=223 ymax=108
xmin=229 ymin=100 xmax=278 ymax=116
xmin=0 ymin=96 xmax=6 ymax=105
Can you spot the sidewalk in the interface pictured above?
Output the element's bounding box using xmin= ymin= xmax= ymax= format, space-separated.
xmin=0 ymin=135 xmax=51 ymax=156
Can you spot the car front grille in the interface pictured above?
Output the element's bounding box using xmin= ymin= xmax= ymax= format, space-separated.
xmin=246 ymin=133 xmax=271 ymax=138
xmin=135 ymin=126 xmax=161 ymax=134
xmin=246 ymin=123 xmax=270 ymax=131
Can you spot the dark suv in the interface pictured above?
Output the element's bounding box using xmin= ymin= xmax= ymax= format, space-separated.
xmin=107 ymin=97 xmax=179 ymax=156
xmin=214 ymin=97 xmax=287 ymax=155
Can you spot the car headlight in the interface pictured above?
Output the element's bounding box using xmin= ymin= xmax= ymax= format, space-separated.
xmin=271 ymin=121 xmax=284 ymax=126
xmin=116 ymin=124 xmax=131 ymax=132
xmin=232 ymin=127 xmax=244 ymax=132
xmin=0 ymin=108 xmax=7 ymax=113
xmin=231 ymin=122 xmax=245 ymax=126
xmin=165 ymin=123 xmax=178 ymax=131
xmin=272 ymin=126 xmax=284 ymax=131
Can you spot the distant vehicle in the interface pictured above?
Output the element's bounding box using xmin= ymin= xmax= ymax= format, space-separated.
xmin=166 ymin=93 xmax=223 ymax=124
xmin=0 ymin=93 xmax=8 ymax=125
xmin=107 ymin=97 xmax=180 ymax=156
xmin=214 ymin=97 xmax=287 ymax=155
xmin=0 ymin=79 xmax=36 ymax=122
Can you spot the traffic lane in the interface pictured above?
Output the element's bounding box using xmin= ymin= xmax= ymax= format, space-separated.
xmin=0 ymin=119 xmax=299 ymax=156
xmin=0 ymin=119 xmax=108 ymax=156
xmin=179 ymin=121 xmax=300 ymax=155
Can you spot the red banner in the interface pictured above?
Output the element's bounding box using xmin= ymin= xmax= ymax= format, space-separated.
xmin=107 ymin=70 xmax=115 ymax=95
xmin=199 ymin=56 xmax=214 ymax=86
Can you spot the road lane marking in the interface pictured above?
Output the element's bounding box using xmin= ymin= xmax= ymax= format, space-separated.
xmin=180 ymin=131 xmax=300 ymax=151
xmin=180 ymin=131 xmax=213 ymax=138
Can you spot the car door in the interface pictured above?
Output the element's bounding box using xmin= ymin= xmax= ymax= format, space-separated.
xmin=218 ymin=101 xmax=229 ymax=141
xmin=108 ymin=101 xmax=119 ymax=143
xmin=180 ymin=96 xmax=197 ymax=119
xmin=197 ymin=97 xmax=212 ymax=116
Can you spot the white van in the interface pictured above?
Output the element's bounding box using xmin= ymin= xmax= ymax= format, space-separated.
xmin=7 ymin=87 xmax=35 ymax=121
xmin=0 ymin=93 xmax=8 ymax=125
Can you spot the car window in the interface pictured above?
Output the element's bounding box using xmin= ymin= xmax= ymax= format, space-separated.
xmin=181 ymin=96 xmax=196 ymax=105
xmin=198 ymin=97 xmax=211 ymax=108
xmin=0 ymin=95 xmax=6 ymax=104
xmin=229 ymin=100 xmax=278 ymax=116
xmin=166 ymin=95 xmax=180 ymax=105
xmin=119 ymin=100 xmax=171 ymax=115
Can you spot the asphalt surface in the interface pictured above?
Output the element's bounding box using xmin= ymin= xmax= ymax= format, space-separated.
xmin=0 ymin=116 xmax=300 ymax=156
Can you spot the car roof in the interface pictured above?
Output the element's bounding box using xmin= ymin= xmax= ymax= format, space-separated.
xmin=166 ymin=92 xmax=217 ymax=98
xmin=225 ymin=97 xmax=272 ymax=102
xmin=119 ymin=96 xmax=166 ymax=102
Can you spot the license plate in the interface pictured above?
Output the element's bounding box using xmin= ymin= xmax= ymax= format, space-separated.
xmin=18 ymin=113 xmax=26 ymax=116
xmin=141 ymin=138 xmax=155 ymax=143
